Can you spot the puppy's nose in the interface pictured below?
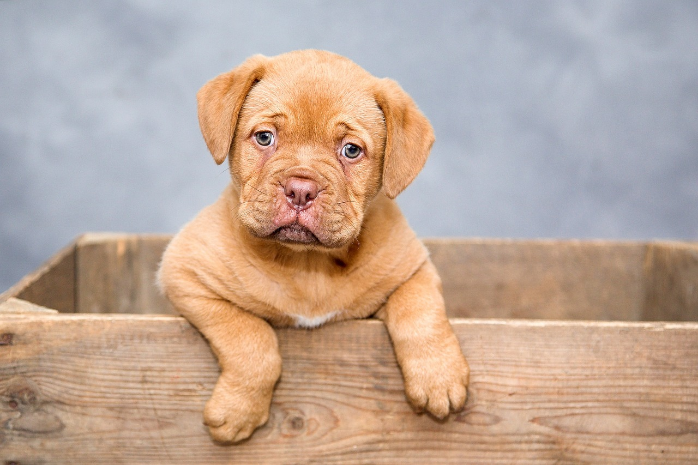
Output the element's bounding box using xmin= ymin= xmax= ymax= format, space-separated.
xmin=284 ymin=177 xmax=319 ymax=209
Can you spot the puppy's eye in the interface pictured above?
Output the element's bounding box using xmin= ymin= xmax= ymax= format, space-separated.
xmin=254 ymin=131 xmax=274 ymax=147
xmin=341 ymin=143 xmax=362 ymax=160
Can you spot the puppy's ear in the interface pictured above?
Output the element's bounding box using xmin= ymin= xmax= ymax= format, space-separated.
xmin=197 ymin=55 xmax=269 ymax=165
xmin=374 ymin=78 xmax=435 ymax=199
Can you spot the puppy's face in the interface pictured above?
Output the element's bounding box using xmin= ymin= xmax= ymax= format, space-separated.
xmin=197 ymin=50 xmax=434 ymax=250
xmin=230 ymin=58 xmax=386 ymax=248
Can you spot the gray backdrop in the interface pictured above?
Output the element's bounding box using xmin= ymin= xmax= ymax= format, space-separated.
xmin=1 ymin=0 xmax=697 ymax=292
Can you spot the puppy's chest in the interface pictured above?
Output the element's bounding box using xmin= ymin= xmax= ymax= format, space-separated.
xmin=232 ymin=266 xmax=379 ymax=327
xmin=264 ymin=271 xmax=348 ymax=311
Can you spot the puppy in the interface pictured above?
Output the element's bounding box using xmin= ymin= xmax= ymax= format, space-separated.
xmin=158 ymin=50 xmax=469 ymax=443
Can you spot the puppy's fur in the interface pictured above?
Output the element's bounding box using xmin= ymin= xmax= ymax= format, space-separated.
xmin=158 ymin=50 xmax=469 ymax=443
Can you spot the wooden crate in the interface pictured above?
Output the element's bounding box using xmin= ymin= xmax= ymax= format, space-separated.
xmin=1 ymin=233 xmax=697 ymax=464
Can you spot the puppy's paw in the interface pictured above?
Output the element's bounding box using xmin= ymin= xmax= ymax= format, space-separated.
xmin=203 ymin=377 xmax=273 ymax=444
xmin=401 ymin=345 xmax=470 ymax=419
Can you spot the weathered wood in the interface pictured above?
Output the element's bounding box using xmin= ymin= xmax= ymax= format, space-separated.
xmin=3 ymin=235 xmax=698 ymax=463
xmin=643 ymin=242 xmax=698 ymax=322
xmin=0 ymin=311 xmax=697 ymax=464
xmin=64 ymin=234 xmax=668 ymax=321
xmin=75 ymin=233 xmax=174 ymax=315
xmin=427 ymin=239 xmax=647 ymax=320
xmin=12 ymin=234 xmax=686 ymax=321
xmin=0 ymin=240 xmax=75 ymax=313
xmin=0 ymin=298 xmax=58 ymax=314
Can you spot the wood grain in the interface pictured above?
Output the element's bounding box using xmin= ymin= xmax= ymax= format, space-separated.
xmin=1 ymin=310 xmax=697 ymax=464
xmin=0 ymin=298 xmax=58 ymax=314
xmin=7 ymin=235 xmax=698 ymax=322
xmin=68 ymin=235 xmax=654 ymax=321
xmin=20 ymin=234 xmax=690 ymax=322
xmin=643 ymin=242 xmax=698 ymax=322
xmin=0 ymin=239 xmax=75 ymax=313
xmin=427 ymin=238 xmax=647 ymax=320
xmin=75 ymin=233 xmax=174 ymax=315
xmin=3 ymin=235 xmax=698 ymax=463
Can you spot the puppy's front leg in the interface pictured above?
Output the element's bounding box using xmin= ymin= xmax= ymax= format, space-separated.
xmin=176 ymin=296 xmax=282 ymax=443
xmin=377 ymin=259 xmax=470 ymax=419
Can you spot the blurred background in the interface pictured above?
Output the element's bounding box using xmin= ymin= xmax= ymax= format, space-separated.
xmin=1 ymin=0 xmax=697 ymax=292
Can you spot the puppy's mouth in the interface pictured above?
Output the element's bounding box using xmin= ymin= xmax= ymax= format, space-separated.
xmin=271 ymin=223 xmax=320 ymax=245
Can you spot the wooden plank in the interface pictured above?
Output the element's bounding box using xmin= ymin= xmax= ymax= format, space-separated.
xmin=0 ymin=314 xmax=696 ymax=464
xmin=69 ymin=235 xmax=654 ymax=320
xmin=6 ymin=235 xmax=698 ymax=322
xmin=0 ymin=240 xmax=76 ymax=313
xmin=0 ymin=298 xmax=58 ymax=314
xmin=75 ymin=233 xmax=174 ymax=315
xmin=643 ymin=242 xmax=698 ymax=322
xmin=426 ymin=239 xmax=647 ymax=321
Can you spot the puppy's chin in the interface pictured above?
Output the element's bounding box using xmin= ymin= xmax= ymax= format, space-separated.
xmin=271 ymin=224 xmax=320 ymax=245
xmin=243 ymin=222 xmax=355 ymax=251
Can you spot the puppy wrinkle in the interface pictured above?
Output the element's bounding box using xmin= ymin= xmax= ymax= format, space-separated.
xmin=305 ymin=159 xmax=344 ymax=189
xmin=330 ymin=204 xmax=360 ymax=235
xmin=281 ymin=165 xmax=331 ymax=189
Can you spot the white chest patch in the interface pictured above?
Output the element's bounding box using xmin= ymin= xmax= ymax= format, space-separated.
xmin=293 ymin=310 xmax=341 ymax=329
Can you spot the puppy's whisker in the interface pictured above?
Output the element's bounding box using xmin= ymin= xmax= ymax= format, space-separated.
xmin=251 ymin=186 xmax=266 ymax=196
xmin=335 ymin=201 xmax=357 ymax=216
xmin=331 ymin=206 xmax=360 ymax=232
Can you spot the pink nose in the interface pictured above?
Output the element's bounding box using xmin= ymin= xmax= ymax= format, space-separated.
xmin=284 ymin=177 xmax=319 ymax=209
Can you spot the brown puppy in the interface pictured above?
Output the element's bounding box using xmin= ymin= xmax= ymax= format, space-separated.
xmin=158 ymin=50 xmax=469 ymax=444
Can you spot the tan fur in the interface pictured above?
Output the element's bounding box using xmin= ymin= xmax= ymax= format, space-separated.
xmin=158 ymin=50 xmax=469 ymax=444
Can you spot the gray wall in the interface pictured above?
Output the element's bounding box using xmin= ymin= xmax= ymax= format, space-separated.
xmin=2 ymin=0 xmax=697 ymax=292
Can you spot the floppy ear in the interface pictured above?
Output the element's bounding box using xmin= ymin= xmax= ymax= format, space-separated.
xmin=197 ymin=54 xmax=269 ymax=164
xmin=374 ymin=78 xmax=435 ymax=199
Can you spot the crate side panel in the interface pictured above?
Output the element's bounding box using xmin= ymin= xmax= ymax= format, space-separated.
xmin=643 ymin=243 xmax=698 ymax=322
xmin=426 ymin=240 xmax=646 ymax=321
xmin=0 ymin=315 xmax=696 ymax=464
xmin=71 ymin=236 xmax=653 ymax=320
xmin=76 ymin=235 xmax=174 ymax=314
xmin=0 ymin=241 xmax=76 ymax=313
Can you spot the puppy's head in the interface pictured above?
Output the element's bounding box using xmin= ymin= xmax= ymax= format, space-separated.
xmin=197 ymin=50 xmax=434 ymax=249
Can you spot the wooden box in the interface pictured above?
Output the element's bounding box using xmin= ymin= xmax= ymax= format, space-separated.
xmin=1 ymin=234 xmax=697 ymax=464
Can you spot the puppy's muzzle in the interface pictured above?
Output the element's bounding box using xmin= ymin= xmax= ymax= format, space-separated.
xmin=284 ymin=177 xmax=318 ymax=210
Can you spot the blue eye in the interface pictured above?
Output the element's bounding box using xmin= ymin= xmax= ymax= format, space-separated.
xmin=341 ymin=143 xmax=362 ymax=159
xmin=255 ymin=131 xmax=274 ymax=147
